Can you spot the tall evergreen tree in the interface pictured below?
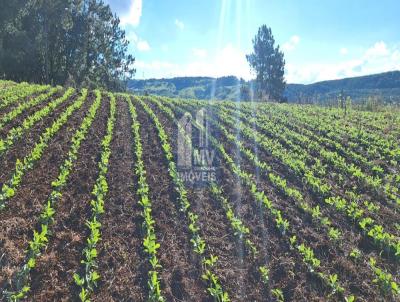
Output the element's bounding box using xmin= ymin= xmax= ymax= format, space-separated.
xmin=246 ymin=25 xmax=286 ymax=102
xmin=0 ymin=0 xmax=135 ymax=91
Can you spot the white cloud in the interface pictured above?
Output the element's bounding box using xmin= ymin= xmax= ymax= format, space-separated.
xmin=192 ymin=48 xmax=208 ymax=58
xmin=283 ymin=35 xmax=300 ymax=52
xmin=175 ymin=19 xmax=185 ymax=30
xmin=126 ymin=32 xmax=138 ymax=43
xmin=135 ymin=44 xmax=252 ymax=80
xmin=136 ymin=60 xmax=175 ymax=71
xmin=212 ymin=44 xmax=251 ymax=79
xmin=121 ymin=0 xmax=142 ymax=27
xmin=391 ymin=50 xmax=400 ymax=62
xmin=364 ymin=41 xmax=389 ymax=58
xmin=286 ymin=41 xmax=400 ymax=84
xmin=134 ymin=40 xmax=400 ymax=83
xmin=340 ymin=47 xmax=348 ymax=55
xmin=126 ymin=31 xmax=150 ymax=52
xmin=137 ymin=40 xmax=151 ymax=51
xmin=285 ymin=59 xmax=363 ymax=84
xmin=177 ymin=44 xmax=251 ymax=79
xmin=291 ymin=35 xmax=300 ymax=44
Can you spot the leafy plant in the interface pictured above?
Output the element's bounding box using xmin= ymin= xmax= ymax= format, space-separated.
xmin=271 ymin=288 xmax=284 ymax=302
xmin=328 ymin=227 xmax=342 ymax=241
xmin=259 ymin=266 xmax=270 ymax=284
xmin=369 ymin=257 xmax=400 ymax=297
xmin=349 ymin=248 xmax=361 ymax=260
xmin=327 ymin=274 xmax=345 ymax=295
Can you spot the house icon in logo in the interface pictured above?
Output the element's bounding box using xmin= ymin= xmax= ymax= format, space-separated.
xmin=177 ymin=108 xmax=217 ymax=185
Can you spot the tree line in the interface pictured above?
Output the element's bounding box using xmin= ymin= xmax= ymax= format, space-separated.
xmin=0 ymin=0 xmax=135 ymax=91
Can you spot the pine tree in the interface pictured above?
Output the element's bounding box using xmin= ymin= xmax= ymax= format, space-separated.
xmin=246 ymin=25 xmax=286 ymax=102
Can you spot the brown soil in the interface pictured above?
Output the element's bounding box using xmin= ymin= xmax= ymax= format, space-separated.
xmin=0 ymin=92 xmax=95 ymax=289
xmin=207 ymin=105 xmax=385 ymax=301
xmin=136 ymin=100 xmax=209 ymax=302
xmin=0 ymin=91 xmax=79 ymax=185
xmin=149 ymin=101 xmax=329 ymax=301
xmin=0 ymin=94 xmax=398 ymax=302
xmin=92 ymin=98 xmax=146 ymax=301
xmin=27 ymin=94 xmax=110 ymax=301
xmin=0 ymin=89 xmax=65 ymax=133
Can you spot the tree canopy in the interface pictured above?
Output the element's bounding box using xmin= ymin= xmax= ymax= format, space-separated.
xmin=246 ymin=25 xmax=286 ymax=102
xmin=0 ymin=0 xmax=135 ymax=91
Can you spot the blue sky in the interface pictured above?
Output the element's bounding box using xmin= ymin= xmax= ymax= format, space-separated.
xmin=105 ymin=0 xmax=400 ymax=84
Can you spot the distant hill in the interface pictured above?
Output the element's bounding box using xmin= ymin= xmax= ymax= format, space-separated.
xmin=286 ymin=71 xmax=400 ymax=104
xmin=128 ymin=76 xmax=244 ymax=100
xmin=128 ymin=71 xmax=400 ymax=103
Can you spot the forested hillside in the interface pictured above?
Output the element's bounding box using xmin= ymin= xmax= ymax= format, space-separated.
xmin=128 ymin=76 xmax=245 ymax=100
xmin=286 ymin=71 xmax=400 ymax=103
xmin=128 ymin=71 xmax=400 ymax=103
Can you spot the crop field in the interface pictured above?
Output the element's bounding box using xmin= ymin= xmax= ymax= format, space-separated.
xmin=0 ymin=80 xmax=399 ymax=302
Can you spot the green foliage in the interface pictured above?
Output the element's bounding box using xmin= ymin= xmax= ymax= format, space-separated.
xmin=0 ymin=88 xmax=74 ymax=156
xmin=0 ymin=87 xmax=59 ymax=130
xmin=129 ymin=76 xmax=246 ymax=101
xmin=129 ymin=71 xmax=400 ymax=104
xmin=158 ymin=96 xmax=352 ymax=299
xmin=0 ymin=89 xmax=87 ymax=211
xmin=369 ymin=257 xmax=400 ymax=297
xmin=125 ymin=96 xmax=165 ymax=301
xmin=140 ymin=96 xmax=230 ymax=301
xmin=286 ymin=71 xmax=400 ymax=104
xmin=271 ymin=288 xmax=284 ymax=302
xmin=344 ymin=295 xmax=356 ymax=302
xmin=161 ymin=94 xmax=400 ymax=300
xmin=2 ymin=85 xmax=398 ymax=301
xmin=327 ymin=274 xmax=345 ymax=295
xmin=246 ymin=25 xmax=286 ymax=102
xmin=349 ymin=249 xmax=361 ymax=261
xmin=259 ymin=266 xmax=270 ymax=285
xmin=210 ymin=182 xmax=258 ymax=256
xmin=4 ymin=90 xmax=100 ymax=301
xmin=0 ymin=0 xmax=135 ymax=90
xmin=73 ymin=92 xmax=115 ymax=301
